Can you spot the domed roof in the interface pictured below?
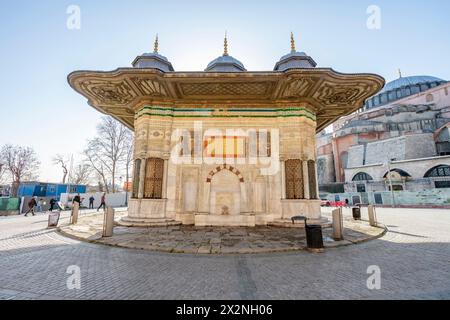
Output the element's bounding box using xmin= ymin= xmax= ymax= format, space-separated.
xmin=274 ymin=33 xmax=317 ymax=71
xmin=132 ymin=36 xmax=175 ymax=72
xmin=364 ymin=74 xmax=447 ymax=109
xmin=205 ymin=35 xmax=246 ymax=72
xmin=379 ymin=75 xmax=445 ymax=94
xmin=205 ymin=54 xmax=246 ymax=72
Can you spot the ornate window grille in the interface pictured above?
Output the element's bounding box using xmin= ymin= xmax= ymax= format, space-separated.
xmin=308 ymin=160 xmax=318 ymax=199
xmin=144 ymin=158 xmax=164 ymax=199
xmin=285 ymin=159 xmax=304 ymax=199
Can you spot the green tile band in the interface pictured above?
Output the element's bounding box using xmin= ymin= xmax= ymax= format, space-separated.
xmin=136 ymin=106 xmax=316 ymax=121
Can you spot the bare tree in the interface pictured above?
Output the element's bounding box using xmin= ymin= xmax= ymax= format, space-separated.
xmin=83 ymin=116 xmax=131 ymax=193
xmin=84 ymin=144 xmax=110 ymax=193
xmin=0 ymin=145 xmax=40 ymax=197
xmin=123 ymin=131 xmax=134 ymax=193
xmin=0 ymin=161 xmax=6 ymax=184
xmin=69 ymin=162 xmax=91 ymax=185
xmin=53 ymin=154 xmax=70 ymax=184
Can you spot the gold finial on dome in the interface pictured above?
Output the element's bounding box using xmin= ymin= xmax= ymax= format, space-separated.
xmin=223 ymin=31 xmax=229 ymax=56
xmin=153 ymin=34 xmax=159 ymax=54
xmin=290 ymin=32 xmax=296 ymax=53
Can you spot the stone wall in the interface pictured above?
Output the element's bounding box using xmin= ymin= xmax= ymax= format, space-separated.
xmin=364 ymin=133 xmax=436 ymax=165
xmin=344 ymin=155 xmax=450 ymax=182
xmin=324 ymin=188 xmax=450 ymax=206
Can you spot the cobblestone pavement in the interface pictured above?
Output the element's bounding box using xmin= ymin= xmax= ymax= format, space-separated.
xmin=0 ymin=207 xmax=449 ymax=300
xmin=58 ymin=211 xmax=384 ymax=254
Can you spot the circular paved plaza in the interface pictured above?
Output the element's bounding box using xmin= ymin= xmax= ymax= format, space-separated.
xmin=0 ymin=207 xmax=449 ymax=299
xmin=57 ymin=211 xmax=384 ymax=254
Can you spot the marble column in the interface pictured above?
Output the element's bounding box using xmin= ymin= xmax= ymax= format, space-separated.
xmin=138 ymin=158 xmax=146 ymax=199
xmin=162 ymin=159 xmax=169 ymax=199
xmin=302 ymin=160 xmax=310 ymax=200
xmin=280 ymin=160 xmax=286 ymax=200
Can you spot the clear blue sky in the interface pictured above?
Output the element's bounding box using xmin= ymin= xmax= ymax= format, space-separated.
xmin=1 ymin=0 xmax=449 ymax=183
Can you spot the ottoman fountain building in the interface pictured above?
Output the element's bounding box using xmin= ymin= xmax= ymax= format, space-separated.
xmin=69 ymin=34 xmax=384 ymax=227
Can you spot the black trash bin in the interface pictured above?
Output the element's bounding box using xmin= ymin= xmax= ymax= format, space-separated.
xmin=305 ymin=224 xmax=324 ymax=249
xmin=352 ymin=206 xmax=361 ymax=220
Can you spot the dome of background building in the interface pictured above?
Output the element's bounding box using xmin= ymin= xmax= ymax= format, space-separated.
xmin=132 ymin=35 xmax=175 ymax=72
xmin=205 ymin=34 xmax=246 ymax=72
xmin=274 ymin=33 xmax=317 ymax=71
xmin=364 ymin=73 xmax=446 ymax=109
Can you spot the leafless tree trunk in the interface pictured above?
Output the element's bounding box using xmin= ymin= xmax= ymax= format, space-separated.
xmin=0 ymin=162 xmax=6 ymax=184
xmin=84 ymin=145 xmax=110 ymax=194
xmin=0 ymin=145 xmax=40 ymax=197
xmin=83 ymin=116 xmax=131 ymax=193
xmin=124 ymin=131 xmax=134 ymax=192
xmin=69 ymin=162 xmax=91 ymax=185
xmin=53 ymin=154 xmax=69 ymax=184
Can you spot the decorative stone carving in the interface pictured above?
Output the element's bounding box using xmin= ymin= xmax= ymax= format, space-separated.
xmin=180 ymin=82 xmax=268 ymax=96
xmin=281 ymin=77 xmax=316 ymax=98
xmin=130 ymin=78 xmax=168 ymax=96
xmin=206 ymin=164 xmax=244 ymax=183
xmin=80 ymin=80 xmax=137 ymax=105
xmin=314 ymin=82 xmax=371 ymax=106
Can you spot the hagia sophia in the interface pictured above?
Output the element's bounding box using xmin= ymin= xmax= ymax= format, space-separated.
xmin=317 ymin=72 xmax=450 ymax=201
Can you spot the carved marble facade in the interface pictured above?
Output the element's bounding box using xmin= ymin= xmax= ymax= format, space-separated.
xmin=122 ymin=107 xmax=321 ymax=226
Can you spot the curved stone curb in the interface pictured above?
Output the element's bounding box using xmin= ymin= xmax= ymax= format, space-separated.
xmin=324 ymin=223 xmax=388 ymax=250
xmin=57 ymin=221 xmax=388 ymax=255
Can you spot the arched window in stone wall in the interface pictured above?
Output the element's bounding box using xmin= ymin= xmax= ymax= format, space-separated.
xmin=132 ymin=159 xmax=141 ymax=198
xmin=426 ymin=94 xmax=434 ymax=103
xmin=424 ymin=165 xmax=450 ymax=178
xmin=285 ymin=159 xmax=304 ymax=200
xmin=308 ymin=160 xmax=318 ymax=199
xmin=352 ymin=172 xmax=373 ymax=181
xmin=144 ymin=158 xmax=164 ymax=199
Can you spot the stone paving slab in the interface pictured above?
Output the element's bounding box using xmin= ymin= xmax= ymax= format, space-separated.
xmin=58 ymin=211 xmax=386 ymax=254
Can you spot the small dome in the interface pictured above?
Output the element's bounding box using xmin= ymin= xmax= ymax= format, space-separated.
xmin=205 ymin=34 xmax=246 ymax=72
xmin=274 ymin=33 xmax=317 ymax=71
xmin=364 ymin=75 xmax=447 ymax=109
xmin=132 ymin=36 xmax=174 ymax=72
xmin=205 ymin=55 xmax=246 ymax=72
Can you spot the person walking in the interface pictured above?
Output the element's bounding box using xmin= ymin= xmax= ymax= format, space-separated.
xmin=89 ymin=195 xmax=95 ymax=210
xmin=25 ymin=197 xmax=37 ymax=217
xmin=49 ymin=198 xmax=56 ymax=212
xmin=97 ymin=193 xmax=106 ymax=211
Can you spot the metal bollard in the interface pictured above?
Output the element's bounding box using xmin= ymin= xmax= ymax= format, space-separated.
xmin=368 ymin=205 xmax=377 ymax=227
xmin=103 ymin=207 xmax=115 ymax=237
xmin=332 ymin=207 xmax=344 ymax=241
xmin=71 ymin=202 xmax=79 ymax=225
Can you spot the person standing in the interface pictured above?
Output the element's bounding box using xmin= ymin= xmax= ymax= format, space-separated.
xmin=25 ymin=197 xmax=37 ymax=217
xmin=89 ymin=195 xmax=95 ymax=210
xmin=97 ymin=193 xmax=106 ymax=211
xmin=73 ymin=194 xmax=82 ymax=207
xmin=49 ymin=198 xmax=56 ymax=212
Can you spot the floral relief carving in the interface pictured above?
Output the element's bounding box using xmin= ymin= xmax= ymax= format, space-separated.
xmin=314 ymin=82 xmax=370 ymax=106
xmin=81 ymin=80 xmax=137 ymax=105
